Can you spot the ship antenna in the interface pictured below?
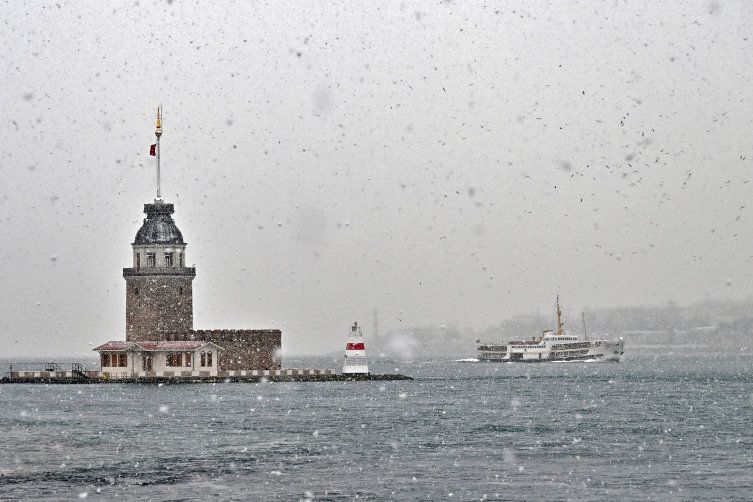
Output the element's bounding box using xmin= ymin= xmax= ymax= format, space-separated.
xmin=557 ymin=295 xmax=563 ymax=337
xmin=582 ymin=312 xmax=589 ymax=341
xmin=155 ymin=105 xmax=163 ymax=200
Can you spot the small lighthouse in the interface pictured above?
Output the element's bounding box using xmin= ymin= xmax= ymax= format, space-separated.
xmin=342 ymin=322 xmax=369 ymax=375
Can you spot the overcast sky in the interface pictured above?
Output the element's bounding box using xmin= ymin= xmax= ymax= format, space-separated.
xmin=2 ymin=0 xmax=752 ymax=358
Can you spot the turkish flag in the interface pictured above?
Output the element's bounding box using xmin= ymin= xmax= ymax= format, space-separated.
xmin=149 ymin=144 xmax=156 ymax=156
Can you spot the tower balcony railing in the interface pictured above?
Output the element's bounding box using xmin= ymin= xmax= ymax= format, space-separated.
xmin=123 ymin=267 xmax=196 ymax=277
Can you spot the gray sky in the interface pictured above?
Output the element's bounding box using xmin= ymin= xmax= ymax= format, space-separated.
xmin=2 ymin=0 xmax=753 ymax=358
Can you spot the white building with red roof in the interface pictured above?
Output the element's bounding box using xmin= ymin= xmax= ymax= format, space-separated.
xmin=94 ymin=340 xmax=223 ymax=378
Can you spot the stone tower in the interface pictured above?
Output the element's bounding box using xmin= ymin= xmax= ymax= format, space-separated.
xmin=123 ymin=200 xmax=196 ymax=341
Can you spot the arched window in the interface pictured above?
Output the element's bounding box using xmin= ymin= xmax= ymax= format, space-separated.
xmin=200 ymin=352 xmax=206 ymax=367
xmin=207 ymin=352 xmax=213 ymax=367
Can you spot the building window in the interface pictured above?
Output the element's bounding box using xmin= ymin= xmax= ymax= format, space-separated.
xmin=134 ymin=288 xmax=139 ymax=296
xmin=164 ymin=252 xmax=173 ymax=267
xmin=180 ymin=253 xmax=184 ymax=267
xmin=200 ymin=352 xmax=206 ymax=367
xmin=146 ymin=253 xmax=155 ymax=267
xmin=207 ymin=352 xmax=213 ymax=367
xmin=101 ymin=353 xmax=110 ymax=367
xmin=185 ymin=353 xmax=191 ymax=366
xmin=118 ymin=354 xmax=127 ymax=367
xmin=143 ymin=356 xmax=152 ymax=371
xmin=136 ymin=253 xmax=141 ymax=269
xmin=179 ymin=287 xmax=183 ymax=295
xmin=166 ymin=353 xmax=183 ymax=367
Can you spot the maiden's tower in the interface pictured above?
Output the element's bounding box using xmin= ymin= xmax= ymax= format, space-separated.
xmin=93 ymin=108 xmax=281 ymax=377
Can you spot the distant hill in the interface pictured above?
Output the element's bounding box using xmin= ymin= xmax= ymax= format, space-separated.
xmin=366 ymin=299 xmax=753 ymax=358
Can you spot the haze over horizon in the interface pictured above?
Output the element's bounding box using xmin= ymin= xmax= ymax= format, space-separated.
xmin=3 ymin=0 xmax=753 ymax=358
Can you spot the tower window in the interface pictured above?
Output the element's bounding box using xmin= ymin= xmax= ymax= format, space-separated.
xmin=136 ymin=253 xmax=141 ymax=269
xmin=165 ymin=253 xmax=173 ymax=267
xmin=180 ymin=253 xmax=184 ymax=267
xmin=146 ymin=253 xmax=155 ymax=267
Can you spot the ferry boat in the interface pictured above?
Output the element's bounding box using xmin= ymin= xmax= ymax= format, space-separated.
xmin=477 ymin=297 xmax=624 ymax=362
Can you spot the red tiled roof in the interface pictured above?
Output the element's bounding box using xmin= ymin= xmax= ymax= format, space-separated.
xmin=93 ymin=341 xmax=135 ymax=351
xmin=93 ymin=340 xmax=220 ymax=351
xmin=140 ymin=341 xmax=208 ymax=350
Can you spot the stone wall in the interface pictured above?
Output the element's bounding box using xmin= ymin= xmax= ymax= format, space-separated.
xmin=163 ymin=329 xmax=281 ymax=371
xmin=124 ymin=274 xmax=194 ymax=341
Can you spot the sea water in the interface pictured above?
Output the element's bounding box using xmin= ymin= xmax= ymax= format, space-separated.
xmin=1 ymin=354 xmax=752 ymax=501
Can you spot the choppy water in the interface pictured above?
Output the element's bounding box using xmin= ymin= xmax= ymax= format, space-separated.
xmin=1 ymin=355 xmax=752 ymax=501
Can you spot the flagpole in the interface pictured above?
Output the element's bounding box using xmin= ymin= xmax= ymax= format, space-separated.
xmin=155 ymin=106 xmax=162 ymax=200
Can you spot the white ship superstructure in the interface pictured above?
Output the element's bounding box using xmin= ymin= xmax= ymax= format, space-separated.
xmin=477 ymin=297 xmax=624 ymax=362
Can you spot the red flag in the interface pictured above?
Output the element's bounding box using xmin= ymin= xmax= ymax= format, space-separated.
xmin=149 ymin=144 xmax=156 ymax=156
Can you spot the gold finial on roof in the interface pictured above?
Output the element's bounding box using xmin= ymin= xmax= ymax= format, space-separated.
xmin=155 ymin=107 xmax=162 ymax=137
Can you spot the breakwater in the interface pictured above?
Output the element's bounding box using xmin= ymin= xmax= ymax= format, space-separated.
xmin=1 ymin=374 xmax=413 ymax=384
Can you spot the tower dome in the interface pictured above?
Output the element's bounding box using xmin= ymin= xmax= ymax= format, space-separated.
xmin=134 ymin=202 xmax=184 ymax=245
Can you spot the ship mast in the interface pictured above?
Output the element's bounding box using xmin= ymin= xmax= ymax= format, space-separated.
xmin=557 ymin=295 xmax=563 ymax=337
xmin=582 ymin=312 xmax=589 ymax=341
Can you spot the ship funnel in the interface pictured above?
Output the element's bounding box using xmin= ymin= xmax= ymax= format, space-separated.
xmin=342 ymin=321 xmax=369 ymax=375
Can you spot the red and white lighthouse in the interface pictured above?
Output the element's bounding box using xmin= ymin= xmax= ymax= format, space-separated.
xmin=342 ymin=322 xmax=369 ymax=375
